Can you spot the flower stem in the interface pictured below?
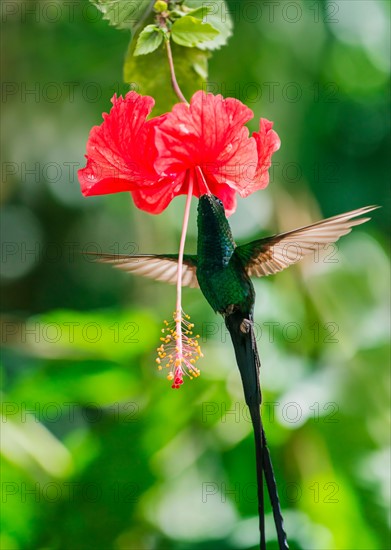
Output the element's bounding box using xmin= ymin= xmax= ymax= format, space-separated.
xmin=165 ymin=39 xmax=189 ymax=105
xmin=175 ymin=175 xmax=194 ymax=360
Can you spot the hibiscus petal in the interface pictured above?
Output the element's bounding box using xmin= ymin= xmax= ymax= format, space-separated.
xmin=78 ymin=92 xmax=159 ymax=196
xmin=131 ymin=173 xmax=186 ymax=215
xmin=79 ymin=158 xmax=137 ymax=196
xmin=154 ymin=91 xmax=258 ymax=198
xmin=237 ymin=118 xmax=281 ymax=198
xmin=206 ymin=179 xmax=237 ymax=217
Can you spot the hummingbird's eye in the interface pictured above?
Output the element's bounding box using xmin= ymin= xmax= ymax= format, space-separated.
xmin=211 ymin=195 xmax=223 ymax=208
xmin=198 ymin=194 xmax=225 ymax=215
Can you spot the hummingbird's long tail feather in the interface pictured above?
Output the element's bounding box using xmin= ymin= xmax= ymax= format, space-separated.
xmin=225 ymin=311 xmax=288 ymax=550
xmin=262 ymin=427 xmax=289 ymax=549
xmin=225 ymin=311 xmax=266 ymax=549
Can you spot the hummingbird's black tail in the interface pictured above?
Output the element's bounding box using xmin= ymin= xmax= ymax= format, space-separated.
xmin=225 ymin=311 xmax=289 ymax=550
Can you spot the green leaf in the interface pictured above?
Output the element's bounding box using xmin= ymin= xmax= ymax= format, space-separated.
xmin=89 ymin=0 xmax=154 ymax=32
xmin=186 ymin=0 xmax=233 ymax=50
xmin=134 ymin=24 xmax=164 ymax=56
xmin=124 ymin=38 xmax=209 ymax=115
xmin=191 ymin=53 xmax=208 ymax=79
xmin=171 ymin=15 xmax=219 ymax=48
xmin=185 ymin=5 xmax=213 ymax=20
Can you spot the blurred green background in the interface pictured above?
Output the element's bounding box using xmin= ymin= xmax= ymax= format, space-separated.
xmin=1 ymin=1 xmax=390 ymax=549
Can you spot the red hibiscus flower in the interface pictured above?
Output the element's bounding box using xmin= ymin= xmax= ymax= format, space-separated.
xmin=78 ymin=90 xmax=280 ymax=216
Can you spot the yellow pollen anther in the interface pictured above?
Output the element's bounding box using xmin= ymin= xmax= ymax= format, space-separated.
xmin=155 ymin=311 xmax=203 ymax=386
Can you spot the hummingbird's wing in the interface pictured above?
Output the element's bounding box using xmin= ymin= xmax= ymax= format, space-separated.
xmin=235 ymin=205 xmax=379 ymax=277
xmin=86 ymin=253 xmax=199 ymax=288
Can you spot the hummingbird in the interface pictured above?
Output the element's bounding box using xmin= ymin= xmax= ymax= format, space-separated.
xmin=90 ymin=197 xmax=378 ymax=549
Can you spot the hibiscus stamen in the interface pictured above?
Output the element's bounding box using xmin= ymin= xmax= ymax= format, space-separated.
xmin=154 ymin=175 xmax=203 ymax=389
xmin=169 ymin=175 xmax=195 ymax=386
xmin=196 ymin=166 xmax=212 ymax=195
xmin=156 ymin=312 xmax=202 ymax=389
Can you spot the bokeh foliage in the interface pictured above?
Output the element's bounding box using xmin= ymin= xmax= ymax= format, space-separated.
xmin=1 ymin=1 xmax=390 ymax=549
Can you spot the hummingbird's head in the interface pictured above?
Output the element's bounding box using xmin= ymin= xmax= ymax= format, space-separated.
xmin=197 ymin=194 xmax=234 ymax=250
xmin=197 ymin=194 xmax=235 ymax=261
xmin=197 ymin=194 xmax=226 ymax=221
